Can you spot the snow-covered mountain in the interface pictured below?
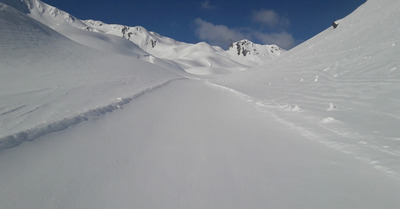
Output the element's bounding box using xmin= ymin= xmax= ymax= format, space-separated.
xmin=82 ymin=19 xmax=186 ymax=56
xmin=83 ymin=20 xmax=284 ymax=65
xmin=227 ymin=39 xmax=284 ymax=60
xmin=1 ymin=0 xmax=400 ymax=208
xmin=1 ymin=0 xmax=282 ymax=74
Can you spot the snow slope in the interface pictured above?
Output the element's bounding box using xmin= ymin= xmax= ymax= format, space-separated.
xmin=211 ymin=0 xmax=400 ymax=178
xmin=1 ymin=0 xmax=400 ymax=208
xmin=0 ymin=3 xmax=181 ymax=148
xmin=1 ymin=79 xmax=400 ymax=209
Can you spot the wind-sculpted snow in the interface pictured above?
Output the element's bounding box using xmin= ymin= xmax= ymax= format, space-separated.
xmin=0 ymin=79 xmax=185 ymax=150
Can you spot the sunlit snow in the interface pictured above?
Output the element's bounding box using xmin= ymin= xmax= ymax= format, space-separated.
xmin=1 ymin=0 xmax=400 ymax=208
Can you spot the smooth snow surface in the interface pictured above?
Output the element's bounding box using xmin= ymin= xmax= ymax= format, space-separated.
xmin=1 ymin=80 xmax=400 ymax=209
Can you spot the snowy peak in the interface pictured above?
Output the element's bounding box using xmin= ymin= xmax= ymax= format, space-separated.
xmin=82 ymin=19 xmax=182 ymax=53
xmin=227 ymin=39 xmax=284 ymax=58
xmin=4 ymin=0 xmax=178 ymax=52
xmin=223 ymin=39 xmax=285 ymax=66
xmin=0 ymin=0 xmax=79 ymax=26
xmin=1 ymin=0 xmax=285 ymax=73
xmin=18 ymin=0 xmax=86 ymax=28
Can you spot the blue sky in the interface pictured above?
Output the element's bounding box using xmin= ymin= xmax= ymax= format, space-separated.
xmin=42 ymin=0 xmax=366 ymax=49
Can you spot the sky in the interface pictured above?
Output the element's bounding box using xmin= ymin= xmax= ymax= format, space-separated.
xmin=41 ymin=0 xmax=366 ymax=49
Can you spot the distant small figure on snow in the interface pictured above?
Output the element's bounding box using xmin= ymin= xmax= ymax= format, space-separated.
xmin=332 ymin=21 xmax=339 ymax=29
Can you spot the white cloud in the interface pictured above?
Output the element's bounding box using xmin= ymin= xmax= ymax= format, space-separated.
xmin=252 ymin=9 xmax=289 ymax=28
xmin=200 ymin=0 xmax=217 ymax=10
xmin=193 ymin=18 xmax=295 ymax=49
xmin=253 ymin=31 xmax=295 ymax=49
xmin=194 ymin=18 xmax=246 ymax=47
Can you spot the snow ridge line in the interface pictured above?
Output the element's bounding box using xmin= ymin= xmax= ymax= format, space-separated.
xmin=0 ymin=78 xmax=186 ymax=151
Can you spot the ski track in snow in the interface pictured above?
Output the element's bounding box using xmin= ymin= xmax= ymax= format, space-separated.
xmin=1 ymin=0 xmax=399 ymax=186
xmin=0 ymin=105 xmax=27 ymax=116
xmin=205 ymin=80 xmax=400 ymax=180
xmin=0 ymin=78 xmax=186 ymax=151
xmin=7 ymin=75 xmax=398 ymax=181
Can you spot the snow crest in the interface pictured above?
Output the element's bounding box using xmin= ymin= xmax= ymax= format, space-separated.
xmin=0 ymin=78 xmax=185 ymax=150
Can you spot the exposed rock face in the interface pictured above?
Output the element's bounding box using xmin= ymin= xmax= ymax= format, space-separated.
xmin=227 ymin=39 xmax=284 ymax=59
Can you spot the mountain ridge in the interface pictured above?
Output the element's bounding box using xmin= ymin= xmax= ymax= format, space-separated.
xmin=0 ymin=0 xmax=284 ymax=72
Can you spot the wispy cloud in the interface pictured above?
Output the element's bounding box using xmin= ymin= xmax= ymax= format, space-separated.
xmin=194 ymin=18 xmax=246 ymax=47
xmin=200 ymin=0 xmax=217 ymax=10
xmin=193 ymin=18 xmax=295 ymax=49
xmin=252 ymin=9 xmax=289 ymax=28
xmin=253 ymin=31 xmax=295 ymax=49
